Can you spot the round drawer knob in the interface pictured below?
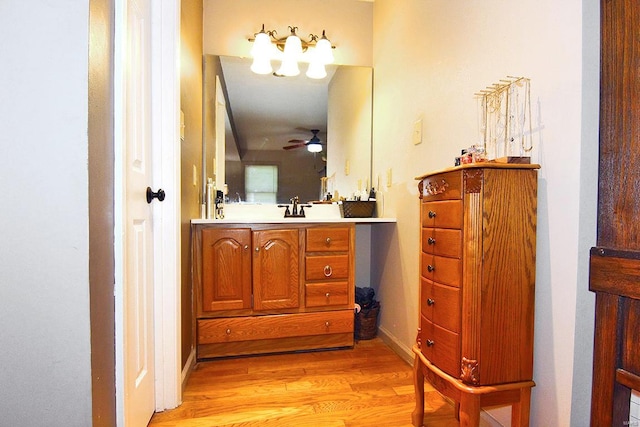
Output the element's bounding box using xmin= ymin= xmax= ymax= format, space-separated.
xmin=428 ymin=211 xmax=436 ymax=219
xmin=255 ymin=247 xmax=260 ymax=252
xmin=225 ymin=328 xmax=231 ymax=335
xmin=325 ymin=321 xmax=330 ymax=327
xmin=244 ymin=245 xmax=249 ymax=250
xmin=428 ymin=237 xmax=436 ymax=245
xmin=427 ymin=264 xmax=435 ymax=272
xmin=426 ymin=339 xmax=434 ymax=347
xmin=323 ymin=265 xmax=333 ymax=277
xmin=326 ymin=237 xmax=331 ymax=245
xmin=325 ymin=292 xmax=330 ymax=298
xmin=427 ymin=298 xmax=435 ymax=306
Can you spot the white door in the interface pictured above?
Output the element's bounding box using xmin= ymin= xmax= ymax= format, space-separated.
xmin=122 ymin=0 xmax=155 ymax=424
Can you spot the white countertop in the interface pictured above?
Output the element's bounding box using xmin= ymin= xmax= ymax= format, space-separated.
xmin=191 ymin=202 xmax=396 ymax=224
xmin=191 ymin=217 xmax=397 ymax=224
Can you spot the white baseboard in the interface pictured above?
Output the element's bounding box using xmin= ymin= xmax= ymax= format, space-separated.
xmin=181 ymin=347 xmax=196 ymax=391
xmin=377 ymin=326 xmax=414 ymax=366
xmin=377 ymin=327 xmax=504 ymax=427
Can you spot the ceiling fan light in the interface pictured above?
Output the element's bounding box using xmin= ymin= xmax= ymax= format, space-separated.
xmin=306 ymin=61 xmax=327 ymax=79
xmin=307 ymin=143 xmax=323 ymax=153
xmin=315 ymin=33 xmax=334 ymax=64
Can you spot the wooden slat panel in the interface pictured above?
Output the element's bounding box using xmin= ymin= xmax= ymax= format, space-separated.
xmin=589 ymin=248 xmax=640 ymax=300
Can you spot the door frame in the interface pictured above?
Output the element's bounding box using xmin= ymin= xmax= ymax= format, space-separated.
xmin=113 ymin=0 xmax=181 ymax=421
xmin=150 ymin=0 xmax=181 ymax=412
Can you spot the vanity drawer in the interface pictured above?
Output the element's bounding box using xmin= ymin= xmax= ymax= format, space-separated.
xmin=305 ymin=282 xmax=349 ymax=307
xmin=306 ymin=227 xmax=351 ymax=252
xmin=198 ymin=310 xmax=354 ymax=344
xmin=306 ymin=255 xmax=349 ymax=280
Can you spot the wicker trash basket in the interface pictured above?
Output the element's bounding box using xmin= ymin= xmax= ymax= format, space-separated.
xmin=355 ymin=305 xmax=380 ymax=340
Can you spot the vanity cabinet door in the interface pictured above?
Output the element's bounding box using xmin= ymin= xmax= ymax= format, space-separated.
xmin=252 ymin=229 xmax=300 ymax=310
xmin=201 ymin=228 xmax=252 ymax=312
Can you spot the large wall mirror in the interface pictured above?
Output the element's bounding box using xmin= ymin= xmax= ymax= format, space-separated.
xmin=203 ymin=54 xmax=373 ymax=204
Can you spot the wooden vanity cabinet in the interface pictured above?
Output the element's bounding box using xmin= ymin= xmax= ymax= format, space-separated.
xmin=192 ymin=223 xmax=355 ymax=360
xmin=413 ymin=164 xmax=539 ymax=427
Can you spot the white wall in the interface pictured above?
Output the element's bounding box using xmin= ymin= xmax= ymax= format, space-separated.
xmin=370 ymin=1 xmax=599 ymax=426
xmin=0 ymin=1 xmax=93 ymax=426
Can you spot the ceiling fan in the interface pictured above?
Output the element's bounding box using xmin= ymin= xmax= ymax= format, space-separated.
xmin=283 ymin=129 xmax=325 ymax=152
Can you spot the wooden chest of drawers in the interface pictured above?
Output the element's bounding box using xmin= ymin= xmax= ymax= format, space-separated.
xmin=413 ymin=164 xmax=539 ymax=427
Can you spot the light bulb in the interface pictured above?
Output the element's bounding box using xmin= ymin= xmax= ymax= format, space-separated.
xmin=283 ymin=33 xmax=303 ymax=60
xmin=251 ymin=31 xmax=272 ymax=59
xmin=306 ymin=60 xmax=327 ymax=79
xmin=277 ymin=57 xmax=300 ymax=77
xmin=307 ymin=143 xmax=322 ymax=153
xmin=251 ymin=56 xmax=272 ymax=75
xmin=315 ymin=33 xmax=334 ymax=64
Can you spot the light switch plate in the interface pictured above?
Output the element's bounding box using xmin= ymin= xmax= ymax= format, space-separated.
xmin=413 ymin=119 xmax=423 ymax=145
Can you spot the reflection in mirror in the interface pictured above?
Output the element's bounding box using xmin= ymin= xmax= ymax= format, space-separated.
xmin=203 ymin=55 xmax=372 ymax=205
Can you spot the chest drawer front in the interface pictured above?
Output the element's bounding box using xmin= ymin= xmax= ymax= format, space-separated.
xmin=306 ymin=254 xmax=349 ymax=280
xmin=306 ymin=227 xmax=350 ymax=252
xmin=305 ymin=282 xmax=349 ymax=307
xmin=198 ymin=310 xmax=354 ymax=344
xmin=421 ymin=253 xmax=461 ymax=288
xmin=421 ymin=278 xmax=461 ymax=333
xmin=420 ymin=316 xmax=460 ymax=378
xmin=422 ymin=201 xmax=463 ymax=229
xmin=422 ymin=228 xmax=462 ymax=258
xmin=420 ymin=171 xmax=462 ymax=201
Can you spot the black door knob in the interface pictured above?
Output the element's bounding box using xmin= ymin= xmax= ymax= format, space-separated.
xmin=146 ymin=187 xmax=166 ymax=204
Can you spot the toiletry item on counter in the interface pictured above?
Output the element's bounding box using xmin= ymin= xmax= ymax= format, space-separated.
xmin=206 ymin=178 xmax=215 ymax=219
xmin=215 ymin=190 xmax=225 ymax=219
xmin=369 ymin=187 xmax=376 ymax=201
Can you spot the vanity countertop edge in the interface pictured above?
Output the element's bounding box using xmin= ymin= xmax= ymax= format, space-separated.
xmin=191 ymin=217 xmax=397 ymax=225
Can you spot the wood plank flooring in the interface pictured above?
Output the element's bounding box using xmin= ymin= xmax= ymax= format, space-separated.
xmin=148 ymin=338 xmax=459 ymax=427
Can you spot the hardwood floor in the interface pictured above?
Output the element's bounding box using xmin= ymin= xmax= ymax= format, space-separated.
xmin=148 ymin=338 xmax=459 ymax=427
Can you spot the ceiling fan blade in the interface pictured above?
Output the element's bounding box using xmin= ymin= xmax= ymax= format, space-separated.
xmin=288 ymin=139 xmax=307 ymax=144
xmin=283 ymin=144 xmax=304 ymax=150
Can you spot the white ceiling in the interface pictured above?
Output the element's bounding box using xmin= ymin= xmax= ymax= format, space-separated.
xmin=220 ymin=56 xmax=337 ymax=156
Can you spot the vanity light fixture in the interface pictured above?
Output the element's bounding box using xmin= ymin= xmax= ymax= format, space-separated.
xmin=249 ymin=24 xmax=335 ymax=79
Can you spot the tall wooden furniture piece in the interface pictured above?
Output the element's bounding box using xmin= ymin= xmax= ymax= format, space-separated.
xmin=413 ymin=164 xmax=539 ymax=427
xmin=589 ymin=0 xmax=640 ymax=424
xmin=192 ymin=223 xmax=355 ymax=360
